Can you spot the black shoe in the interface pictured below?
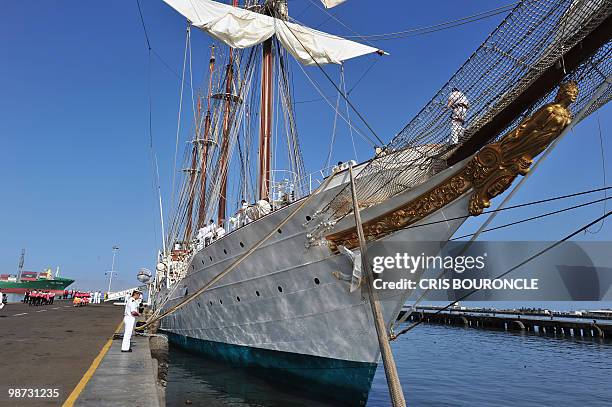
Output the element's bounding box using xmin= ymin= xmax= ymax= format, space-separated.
xmin=121 ymin=349 xmax=132 ymax=353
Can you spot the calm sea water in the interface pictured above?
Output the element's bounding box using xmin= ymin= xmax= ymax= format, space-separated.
xmin=166 ymin=323 xmax=612 ymax=406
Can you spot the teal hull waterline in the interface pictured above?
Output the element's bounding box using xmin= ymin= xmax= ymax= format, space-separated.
xmin=164 ymin=331 xmax=377 ymax=405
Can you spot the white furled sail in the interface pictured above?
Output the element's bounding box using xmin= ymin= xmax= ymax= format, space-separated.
xmin=163 ymin=0 xmax=384 ymax=65
xmin=321 ymin=0 xmax=347 ymax=8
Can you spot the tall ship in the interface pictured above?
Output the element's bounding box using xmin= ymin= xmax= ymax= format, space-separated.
xmin=148 ymin=0 xmax=611 ymax=404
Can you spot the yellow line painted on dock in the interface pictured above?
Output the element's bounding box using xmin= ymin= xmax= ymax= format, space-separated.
xmin=61 ymin=321 xmax=123 ymax=407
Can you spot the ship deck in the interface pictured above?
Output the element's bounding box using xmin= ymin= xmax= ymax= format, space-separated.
xmin=0 ymin=300 xmax=159 ymax=406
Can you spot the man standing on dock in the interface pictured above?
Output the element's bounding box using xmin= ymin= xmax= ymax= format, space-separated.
xmin=121 ymin=290 xmax=141 ymax=353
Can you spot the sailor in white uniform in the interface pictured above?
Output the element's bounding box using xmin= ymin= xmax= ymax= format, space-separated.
xmin=196 ymin=226 xmax=208 ymax=250
xmin=0 ymin=292 xmax=4 ymax=310
xmin=228 ymin=216 xmax=239 ymax=232
xmin=239 ymin=200 xmax=251 ymax=226
xmin=447 ymin=87 xmax=469 ymax=145
xmin=203 ymin=219 xmax=216 ymax=246
xmin=215 ymin=224 xmax=226 ymax=240
xmin=121 ymin=290 xmax=141 ymax=352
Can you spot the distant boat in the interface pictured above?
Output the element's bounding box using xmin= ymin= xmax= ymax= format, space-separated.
xmin=0 ymin=268 xmax=74 ymax=295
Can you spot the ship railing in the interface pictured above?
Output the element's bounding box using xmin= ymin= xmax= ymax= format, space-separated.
xmin=269 ymin=166 xmax=335 ymax=207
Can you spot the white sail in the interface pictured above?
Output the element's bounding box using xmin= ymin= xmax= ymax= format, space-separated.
xmin=321 ymin=0 xmax=347 ymax=8
xmin=163 ymin=0 xmax=384 ymax=65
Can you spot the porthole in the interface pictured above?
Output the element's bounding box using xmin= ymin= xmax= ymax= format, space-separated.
xmin=277 ymin=286 xmax=283 ymax=293
xmin=223 ymin=249 xmax=227 ymax=254
xmin=201 ymin=260 xmax=205 ymax=265
xmin=240 ymin=242 xmax=244 ymax=248
xmin=306 ymin=215 xmax=312 ymax=221
xmin=209 ymin=256 xmax=213 ymax=261
xmin=314 ymin=277 xmax=320 ymax=285
xmin=256 ymin=291 xmax=260 ymax=297
xmin=197 ymin=302 xmax=201 ymax=308
xmin=209 ymin=301 xmax=213 ymax=306
xmin=236 ymin=296 xmax=241 ymax=302
xmin=219 ymin=299 xmax=223 ymax=305
xmin=191 ymin=265 xmax=195 ymax=270
xmin=277 ymin=229 xmax=282 ymax=234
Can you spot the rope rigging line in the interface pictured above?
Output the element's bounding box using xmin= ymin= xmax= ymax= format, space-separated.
xmin=585 ymin=113 xmax=608 ymax=234
xmin=301 ymin=0 xmax=381 ymax=48
xmin=346 ymin=57 xmax=379 ymax=95
xmin=341 ymin=65 xmax=359 ymax=160
xmin=136 ymin=0 xmax=166 ymax=253
xmin=325 ymin=82 xmax=342 ymax=169
xmin=170 ymin=25 xmax=190 ymax=232
xmin=278 ymin=17 xmax=386 ymax=146
xmin=277 ymin=44 xmax=307 ymax=181
xmin=135 ymin=0 xmax=151 ymax=50
xmin=346 ymin=1 xmax=520 ymax=40
xmin=451 ymin=195 xmax=612 ymax=240
xmin=152 ymin=48 xmax=193 ymax=87
xmin=294 ymin=61 xmax=377 ymax=146
xmin=391 ymin=209 xmax=612 ymax=341
xmin=293 ymin=56 xmax=380 ymax=106
xmin=136 ymin=0 xmax=193 ymax=87
xmin=324 ymin=65 xmax=358 ymax=168
xmin=188 ymin=28 xmax=197 ymax=130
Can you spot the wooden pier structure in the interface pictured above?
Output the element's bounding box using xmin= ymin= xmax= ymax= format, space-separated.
xmin=399 ymin=306 xmax=612 ymax=338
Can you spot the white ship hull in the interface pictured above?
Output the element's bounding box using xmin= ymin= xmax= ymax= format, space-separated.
xmin=155 ymin=157 xmax=473 ymax=403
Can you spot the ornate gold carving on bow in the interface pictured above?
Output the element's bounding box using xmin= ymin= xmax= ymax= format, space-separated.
xmin=326 ymin=81 xmax=578 ymax=252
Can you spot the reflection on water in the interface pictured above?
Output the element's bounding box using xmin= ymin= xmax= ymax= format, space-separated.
xmin=166 ymin=324 xmax=612 ymax=406
xmin=166 ymin=346 xmax=335 ymax=407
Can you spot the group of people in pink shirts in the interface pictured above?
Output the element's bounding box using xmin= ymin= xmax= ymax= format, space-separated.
xmin=23 ymin=290 xmax=56 ymax=306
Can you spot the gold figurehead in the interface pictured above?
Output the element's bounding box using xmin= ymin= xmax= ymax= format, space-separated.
xmin=467 ymin=80 xmax=578 ymax=214
xmin=326 ymin=82 xmax=579 ymax=252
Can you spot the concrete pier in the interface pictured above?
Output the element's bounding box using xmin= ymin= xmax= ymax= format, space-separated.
xmin=0 ymin=300 xmax=165 ymax=406
xmin=0 ymin=300 xmax=122 ymax=406
xmin=74 ymin=335 xmax=162 ymax=406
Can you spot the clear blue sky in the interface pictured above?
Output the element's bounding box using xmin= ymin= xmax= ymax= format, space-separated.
xmin=1 ymin=0 xmax=609 ymax=292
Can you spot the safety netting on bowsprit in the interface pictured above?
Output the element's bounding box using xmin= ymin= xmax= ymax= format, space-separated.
xmin=311 ymin=0 xmax=611 ymax=241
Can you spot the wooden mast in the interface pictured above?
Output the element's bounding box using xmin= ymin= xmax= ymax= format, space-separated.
xmin=197 ymin=45 xmax=216 ymax=229
xmin=217 ymin=0 xmax=238 ymax=226
xmin=258 ymin=39 xmax=273 ymax=201
xmin=258 ymin=2 xmax=275 ymax=201
xmin=183 ymin=127 xmax=198 ymax=241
